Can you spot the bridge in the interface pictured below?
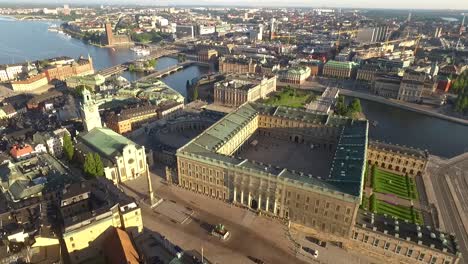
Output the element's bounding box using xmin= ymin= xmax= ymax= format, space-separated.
xmin=97 ymin=65 xmax=128 ymax=78
xmin=96 ymin=48 xmax=179 ymax=78
xmin=138 ymin=61 xmax=193 ymax=82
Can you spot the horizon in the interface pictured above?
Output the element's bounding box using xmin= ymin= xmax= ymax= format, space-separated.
xmin=0 ymin=0 xmax=467 ymax=11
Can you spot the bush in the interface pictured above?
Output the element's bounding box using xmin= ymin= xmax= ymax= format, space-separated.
xmin=371 ymin=165 xmax=377 ymax=188
xmin=369 ymin=194 xmax=377 ymax=213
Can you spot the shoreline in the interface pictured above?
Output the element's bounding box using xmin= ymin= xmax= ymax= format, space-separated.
xmin=278 ymin=82 xmax=468 ymax=126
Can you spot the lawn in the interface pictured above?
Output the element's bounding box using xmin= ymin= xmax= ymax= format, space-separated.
xmin=373 ymin=198 xmax=424 ymax=225
xmin=372 ymin=167 xmax=418 ymax=200
xmin=263 ymin=87 xmax=314 ymax=108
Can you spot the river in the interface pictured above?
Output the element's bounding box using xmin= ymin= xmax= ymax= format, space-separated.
xmin=0 ymin=17 xmax=466 ymax=158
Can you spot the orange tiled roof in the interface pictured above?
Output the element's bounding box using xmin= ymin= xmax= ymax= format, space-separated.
xmin=10 ymin=144 xmax=33 ymax=158
xmin=103 ymin=227 xmax=140 ymax=264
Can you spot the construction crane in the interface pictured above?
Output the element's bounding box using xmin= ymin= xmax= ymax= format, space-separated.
xmin=413 ymin=35 xmax=422 ymax=55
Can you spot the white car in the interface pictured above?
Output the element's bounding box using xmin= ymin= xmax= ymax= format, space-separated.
xmin=310 ymin=249 xmax=319 ymax=258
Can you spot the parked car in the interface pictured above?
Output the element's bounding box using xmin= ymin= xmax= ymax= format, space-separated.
xmin=302 ymin=246 xmax=319 ymax=258
xmin=248 ymin=256 xmax=265 ymax=264
xmin=305 ymin=236 xmax=327 ymax=247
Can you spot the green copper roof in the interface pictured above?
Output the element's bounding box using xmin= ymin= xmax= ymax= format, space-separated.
xmin=78 ymin=128 xmax=137 ymax=158
xmin=325 ymin=60 xmax=358 ymax=69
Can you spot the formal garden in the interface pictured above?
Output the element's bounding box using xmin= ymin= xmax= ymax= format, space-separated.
xmin=360 ymin=165 xmax=424 ymax=225
xmin=371 ymin=165 xmax=419 ymax=200
xmin=369 ymin=194 xmax=424 ymax=225
xmin=263 ymin=86 xmax=315 ymax=108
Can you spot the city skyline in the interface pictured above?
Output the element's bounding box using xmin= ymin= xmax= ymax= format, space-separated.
xmin=0 ymin=3 xmax=466 ymax=264
xmin=0 ymin=0 xmax=468 ymax=10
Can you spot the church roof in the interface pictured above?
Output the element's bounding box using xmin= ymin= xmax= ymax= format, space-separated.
xmin=78 ymin=128 xmax=138 ymax=158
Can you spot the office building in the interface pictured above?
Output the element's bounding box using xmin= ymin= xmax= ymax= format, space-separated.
xmin=175 ymin=25 xmax=195 ymax=39
xmin=10 ymin=73 xmax=48 ymax=92
xmin=214 ymin=74 xmax=277 ymax=107
xmin=61 ymin=179 xmax=143 ymax=263
xmin=278 ymin=66 xmax=312 ymax=84
xmin=356 ymin=26 xmax=388 ymax=44
xmin=323 ymin=60 xmax=357 ymax=79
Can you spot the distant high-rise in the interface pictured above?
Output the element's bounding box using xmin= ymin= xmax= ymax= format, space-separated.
xmin=434 ymin=27 xmax=443 ymax=38
xmin=460 ymin=15 xmax=466 ymax=35
xmin=270 ymin=18 xmax=276 ymax=39
xmin=407 ymin=12 xmax=412 ymax=22
xmin=356 ymin=26 xmax=388 ymax=44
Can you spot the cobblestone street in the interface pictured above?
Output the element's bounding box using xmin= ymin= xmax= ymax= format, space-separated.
xmin=121 ymin=168 xmax=382 ymax=264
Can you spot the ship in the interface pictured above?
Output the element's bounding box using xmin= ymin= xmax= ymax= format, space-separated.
xmin=47 ymin=24 xmax=60 ymax=32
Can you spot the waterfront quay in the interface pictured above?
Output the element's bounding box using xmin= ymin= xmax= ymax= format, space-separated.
xmin=279 ymin=78 xmax=468 ymax=126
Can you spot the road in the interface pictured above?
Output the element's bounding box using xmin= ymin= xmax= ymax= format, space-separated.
xmin=121 ymin=168 xmax=381 ymax=264
xmin=426 ymin=153 xmax=468 ymax=264
xmin=122 ymin=170 xmax=308 ymax=264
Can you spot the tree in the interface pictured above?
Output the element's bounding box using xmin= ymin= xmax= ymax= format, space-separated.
xmin=192 ymin=85 xmax=199 ymax=101
xmin=349 ymin=98 xmax=362 ymax=113
xmin=83 ymin=153 xmax=96 ymax=177
xmin=144 ymin=58 xmax=157 ymax=68
xmin=177 ymin=54 xmax=187 ymax=62
xmin=94 ymin=153 xmax=104 ymax=177
xmin=62 ymin=133 xmax=74 ymax=161
xmin=335 ymin=95 xmax=347 ymax=116
xmin=369 ymin=194 xmax=377 ymax=213
xmin=75 ymin=85 xmax=93 ymax=97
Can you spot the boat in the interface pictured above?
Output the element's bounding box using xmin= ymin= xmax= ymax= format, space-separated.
xmin=48 ymin=24 xmax=60 ymax=32
xmin=131 ymin=46 xmax=151 ymax=56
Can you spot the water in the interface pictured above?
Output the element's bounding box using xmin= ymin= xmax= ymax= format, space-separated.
xmin=359 ymin=99 xmax=468 ymax=158
xmin=0 ymin=17 xmax=208 ymax=97
xmin=440 ymin=17 xmax=459 ymax=22
xmin=0 ymin=17 xmax=138 ymax=70
xmin=0 ymin=17 xmax=466 ymax=158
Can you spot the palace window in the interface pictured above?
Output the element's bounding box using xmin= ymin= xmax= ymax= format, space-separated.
xmin=353 ymin=232 xmax=359 ymax=240
xmin=384 ymin=242 xmax=390 ymax=250
xmin=373 ymin=239 xmax=380 ymax=247
xmin=418 ymin=253 xmax=425 ymax=261
xmin=395 ymin=245 xmax=402 ymax=254
xmin=406 ymin=249 xmax=413 ymax=257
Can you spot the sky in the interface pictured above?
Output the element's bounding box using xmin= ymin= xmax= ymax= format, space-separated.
xmin=1 ymin=0 xmax=468 ymax=10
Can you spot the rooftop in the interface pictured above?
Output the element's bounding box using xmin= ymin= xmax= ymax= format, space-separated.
xmin=78 ymin=127 xmax=139 ymax=158
xmin=325 ymin=60 xmax=358 ymax=69
xmin=369 ymin=140 xmax=427 ymax=159
xmin=178 ymin=102 xmax=368 ymax=201
xmin=356 ymin=211 xmax=460 ymax=255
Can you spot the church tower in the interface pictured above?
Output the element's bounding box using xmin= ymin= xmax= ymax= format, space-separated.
xmin=80 ymin=88 xmax=102 ymax=132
